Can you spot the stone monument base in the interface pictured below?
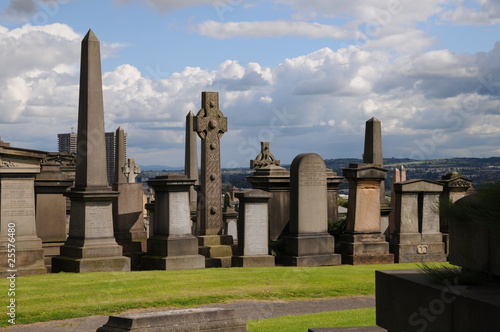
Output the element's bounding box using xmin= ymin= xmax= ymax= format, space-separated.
xmin=232 ymin=255 xmax=275 ymax=267
xmin=52 ymin=243 xmax=131 ymax=273
xmin=337 ymin=233 xmax=394 ymax=265
xmin=390 ymin=233 xmax=446 ymax=263
xmin=42 ymin=242 xmax=64 ymax=272
xmin=0 ymin=247 xmax=47 ymax=277
xmin=376 ymin=269 xmax=500 ymax=332
xmin=142 ymin=235 xmax=205 ymax=270
xmin=97 ymin=308 xmax=247 ymax=332
xmin=198 ymin=235 xmax=235 ymax=268
xmin=282 ymin=233 xmax=341 ymax=267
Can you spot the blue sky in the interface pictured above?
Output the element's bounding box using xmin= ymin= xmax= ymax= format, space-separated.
xmin=0 ymin=0 xmax=499 ymax=169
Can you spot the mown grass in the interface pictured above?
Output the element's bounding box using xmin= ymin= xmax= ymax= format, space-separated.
xmin=0 ymin=263 xmax=427 ymax=327
xmin=248 ymin=307 xmax=375 ymax=331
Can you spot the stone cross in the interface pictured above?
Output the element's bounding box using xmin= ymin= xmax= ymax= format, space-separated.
xmin=250 ymin=142 xmax=280 ymax=169
xmin=122 ymin=158 xmax=140 ymax=183
xmin=194 ymin=92 xmax=227 ymax=235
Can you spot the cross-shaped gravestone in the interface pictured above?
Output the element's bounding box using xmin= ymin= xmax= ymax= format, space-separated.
xmin=250 ymin=142 xmax=280 ymax=169
xmin=194 ymin=92 xmax=227 ymax=235
xmin=122 ymin=158 xmax=141 ymax=183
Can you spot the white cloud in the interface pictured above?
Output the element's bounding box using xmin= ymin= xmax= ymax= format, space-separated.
xmin=441 ymin=0 xmax=500 ymax=25
xmin=196 ymin=20 xmax=355 ymax=39
xmin=1 ymin=21 xmax=500 ymax=166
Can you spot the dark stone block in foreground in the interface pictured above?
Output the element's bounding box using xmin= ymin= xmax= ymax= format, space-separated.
xmin=376 ymin=269 xmax=500 ymax=332
xmin=97 ymin=308 xmax=246 ymax=331
xmin=309 ymin=327 xmax=385 ymax=332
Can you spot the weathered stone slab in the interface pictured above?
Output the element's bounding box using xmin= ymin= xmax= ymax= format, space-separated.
xmin=97 ymin=308 xmax=247 ymax=331
xmin=232 ymin=190 xmax=274 ymax=267
xmin=282 ymin=153 xmax=340 ymax=266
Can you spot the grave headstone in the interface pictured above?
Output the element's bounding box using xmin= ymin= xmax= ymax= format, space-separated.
xmin=247 ymin=142 xmax=290 ymax=241
xmin=282 ymin=153 xmax=341 ymax=266
xmin=52 ymin=30 xmax=130 ymax=273
xmin=194 ymin=92 xmax=234 ymax=267
xmin=337 ymin=163 xmax=393 ymax=264
xmin=34 ymin=162 xmax=73 ymax=271
xmin=437 ymin=172 xmax=472 ymax=254
xmin=232 ymin=190 xmax=274 ymax=267
xmin=0 ymin=145 xmax=47 ymax=276
xmin=112 ymin=128 xmax=146 ymax=270
xmin=390 ymin=179 xmax=446 ymax=263
xmin=142 ymin=174 xmax=205 ymax=270
xmin=326 ymin=168 xmax=344 ymax=223
xmin=223 ymin=192 xmax=238 ymax=243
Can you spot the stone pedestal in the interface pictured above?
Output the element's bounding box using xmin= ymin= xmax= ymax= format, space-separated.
xmin=390 ymin=179 xmax=446 ymax=263
xmin=338 ymin=163 xmax=393 ymax=265
xmin=34 ymin=163 xmax=73 ymax=271
xmin=0 ymin=175 xmax=47 ymax=277
xmin=282 ymin=154 xmax=341 ymax=266
xmin=223 ymin=206 xmax=238 ymax=244
xmin=142 ymin=174 xmax=205 ymax=270
xmin=52 ymin=30 xmax=130 ymax=273
xmin=438 ymin=172 xmax=472 ymax=255
xmin=247 ymin=165 xmax=290 ymax=241
xmin=327 ymin=169 xmax=344 ymax=223
xmin=232 ymin=190 xmax=274 ymax=267
xmin=112 ymin=182 xmax=147 ymax=270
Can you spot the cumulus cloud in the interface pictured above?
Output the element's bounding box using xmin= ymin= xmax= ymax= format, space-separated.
xmin=1 ymin=0 xmax=77 ymax=22
xmin=113 ymin=0 xmax=218 ymax=12
xmin=1 ymin=21 xmax=500 ymax=166
xmin=196 ymin=20 xmax=356 ymax=39
xmin=441 ymin=0 xmax=500 ymax=25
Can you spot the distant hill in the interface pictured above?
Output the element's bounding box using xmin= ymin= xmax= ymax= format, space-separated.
xmin=139 ymin=165 xmax=183 ymax=171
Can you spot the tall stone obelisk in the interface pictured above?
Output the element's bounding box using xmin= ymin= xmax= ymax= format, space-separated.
xmin=184 ymin=111 xmax=198 ymax=212
xmin=363 ymin=117 xmax=386 ymax=205
xmin=52 ymin=30 xmax=130 ymax=273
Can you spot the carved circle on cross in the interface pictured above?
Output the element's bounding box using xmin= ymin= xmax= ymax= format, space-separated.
xmin=210 ymin=207 xmax=216 ymax=215
xmin=210 ymin=143 xmax=216 ymax=150
xmin=210 ymin=174 xmax=216 ymax=181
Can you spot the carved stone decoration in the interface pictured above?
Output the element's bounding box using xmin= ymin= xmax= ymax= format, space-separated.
xmin=194 ymin=92 xmax=227 ymax=235
xmin=122 ymin=158 xmax=141 ymax=183
xmin=250 ymin=142 xmax=280 ymax=169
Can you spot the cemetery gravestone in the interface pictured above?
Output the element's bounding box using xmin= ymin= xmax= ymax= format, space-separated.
xmin=232 ymin=189 xmax=274 ymax=267
xmin=142 ymin=174 xmax=205 ymax=270
xmin=390 ymin=179 xmax=446 ymax=263
xmin=185 ymin=111 xmax=199 ymax=212
xmin=0 ymin=145 xmax=47 ymax=276
xmin=52 ymin=30 xmax=130 ymax=273
xmin=338 ymin=163 xmax=393 ymax=265
xmin=282 ymin=153 xmax=340 ymax=266
xmin=194 ymin=92 xmax=234 ymax=267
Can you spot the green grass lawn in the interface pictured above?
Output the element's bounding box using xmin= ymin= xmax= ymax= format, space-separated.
xmin=0 ymin=263 xmax=425 ymax=327
xmin=248 ymin=308 xmax=375 ymax=331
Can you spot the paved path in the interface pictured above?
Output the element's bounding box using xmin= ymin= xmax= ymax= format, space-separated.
xmin=0 ymin=296 xmax=375 ymax=332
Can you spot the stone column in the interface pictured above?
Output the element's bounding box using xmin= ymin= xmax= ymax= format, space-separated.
xmin=390 ymin=179 xmax=446 ymax=263
xmin=52 ymin=30 xmax=130 ymax=273
xmin=337 ymin=163 xmax=393 ymax=265
xmin=232 ymin=190 xmax=274 ymax=267
xmin=142 ymin=174 xmax=205 ymax=270
xmin=282 ymin=153 xmax=341 ymax=266
xmin=34 ymin=162 xmax=73 ymax=272
xmin=437 ymin=172 xmax=472 ymax=254
xmin=363 ymin=117 xmax=386 ymax=205
xmin=184 ymin=111 xmax=199 ymax=212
